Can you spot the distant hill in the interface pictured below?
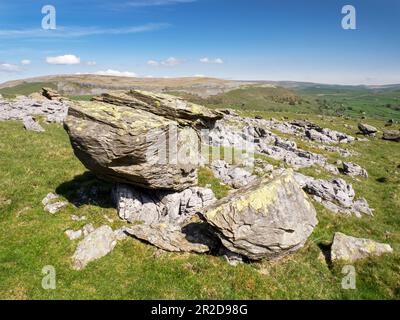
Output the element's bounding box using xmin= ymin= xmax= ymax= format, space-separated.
xmin=0 ymin=75 xmax=250 ymax=98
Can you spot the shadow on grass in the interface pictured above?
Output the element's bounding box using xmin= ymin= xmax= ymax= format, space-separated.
xmin=318 ymin=242 xmax=334 ymax=270
xmin=56 ymin=171 xmax=114 ymax=208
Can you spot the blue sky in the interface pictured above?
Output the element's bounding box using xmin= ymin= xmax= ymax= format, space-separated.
xmin=0 ymin=0 xmax=399 ymax=84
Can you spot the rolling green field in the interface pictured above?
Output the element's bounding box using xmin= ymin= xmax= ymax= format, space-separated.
xmin=170 ymin=85 xmax=400 ymax=121
xmin=0 ymin=109 xmax=399 ymax=299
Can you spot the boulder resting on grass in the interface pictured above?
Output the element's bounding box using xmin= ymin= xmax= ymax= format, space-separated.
xmin=201 ymin=169 xmax=318 ymax=260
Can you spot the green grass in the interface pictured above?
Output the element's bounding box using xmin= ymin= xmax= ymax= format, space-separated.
xmin=0 ymin=82 xmax=57 ymax=98
xmin=0 ymin=112 xmax=399 ymax=299
xmin=68 ymin=95 xmax=94 ymax=102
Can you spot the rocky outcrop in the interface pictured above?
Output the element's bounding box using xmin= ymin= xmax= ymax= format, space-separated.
xmin=358 ymin=123 xmax=378 ymax=136
xmin=64 ymin=91 xmax=222 ymax=191
xmin=202 ymin=169 xmax=318 ymax=260
xmin=0 ymin=94 xmax=69 ymax=124
xmin=331 ymin=232 xmax=393 ymax=263
xmin=293 ymin=173 xmax=373 ymax=217
xmin=113 ymin=184 xmax=216 ymax=226
xmin=112 ymin=183 xmax=218 ymax=253
xmin=383 ymin=130 xmax=400 ymax=142
xmin=210 ymin=160 xmax=256 ymax=188
xmin=42 ymin=87 xmax=64 ymax=101
xmin=342 ymin=162 xmax=368 ymax=178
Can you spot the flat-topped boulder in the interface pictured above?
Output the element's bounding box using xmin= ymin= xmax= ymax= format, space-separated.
xmin=202 ymin=169 xmax=318 ymax=260
xmin=93 ymin=90 xmax=223 ymax=128
xmin=64 ymin=100 xmax=201 ymax=191
xmin=383 ymin=130 xmax=400 ymax=142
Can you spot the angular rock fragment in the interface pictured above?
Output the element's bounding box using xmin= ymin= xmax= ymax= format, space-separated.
xmin=202 ymin=169 xmax=318 ymax=260
xmin=65 ymin=229 xmax=83 ymax=240
xmin=44 ymin=201 xmax=68 ymax=214
xmin=125 ymin=222 xmax=219 ymax=253
xmin=72 ymin=225 xmax=117 ymax=270
xmin=42 ymin=87 xmax=63 ymax=101
xmin=71 ymin=214 xmax=87 ymax=221
xmin=23 ymin=116 xmax=45 ymax=132
xmin=358 ymin=123 xmax=378 ymax=136
xmin=342 ymin=162 xmax=368 ymax=178
xmin=42 ymin=192 xmax=59 ymax=205
xmin=210 ymin=160 xmax=256 ymax=189
xmin=331 ymin=232 xmax=393 ymax=263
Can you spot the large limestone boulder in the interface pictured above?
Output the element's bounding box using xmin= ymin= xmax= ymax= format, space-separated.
xmin=93 ymin=90 xmax=223 ymax=128
xmin=64 ymin=91 xmax=222 ymax=191
xmin=331 ymin=232 xmax=393 ymax=263
xmin=64 ymin=100 xmax=201 ymax=191
xmin=202 ymin=169 xmax=318 ymax=260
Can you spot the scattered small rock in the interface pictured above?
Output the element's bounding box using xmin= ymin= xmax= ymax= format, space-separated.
xmin=65 ymin=229 xmax=83 ymax=240
xmin=42 ymin=192 xmax=59 ymax=206
xmin=44 ymin=201 xmax=68 ymax=214
xmin=71 ymin=214 xmax=86 ymax=221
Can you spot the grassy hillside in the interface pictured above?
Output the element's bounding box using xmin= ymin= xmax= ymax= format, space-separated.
xmin=169 ymin=86 xmax=311 ymax=113
xmin=0 ymin=82 xmax=57 ymax=98
xmin=170 ymin=85 xmax=400 ymax=121
xmin=0 ymin=112 xmax=399 ymax=299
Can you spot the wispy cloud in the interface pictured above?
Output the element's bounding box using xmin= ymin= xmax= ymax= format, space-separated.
xmin=0 ymin=63 xmax=20 ymax=72
xmin=0 ymin=23 xmax=170 ymax=39
xmin=147 ymin=60 xmax=159 ymax=66
xmin=124 ymin=0 xmax=195 ymax=7
xmin=147 ymin=57 xmax=184 ymax=66
xmin=162 ymin=57 xmax=183 ymax=66
xmin=200 ymin=57 xmax=224 ymax=64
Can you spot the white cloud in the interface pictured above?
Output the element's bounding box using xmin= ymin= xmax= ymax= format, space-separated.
xmin=200 ymin=57 xmax=224 ymax=64
xmin=0 ymin=23 xmax=170 ymax=39
xmin=0 ymin=63 xmax=20 ymax=72
xmin=20 ymin=59 xmax=31 ymax=65
xmin=95 ymin=69 xmax=137 ymax=77
xmin=87 ymin=61 xmax=97 ymax=66
xmin=46 ymin=54 xmax=81 ymax=65
xmin=161 ymin=57 xmax=183 ymax=66
xmin=147 ymin=60 xmax=159 ymax=66
xmin=194 ymin=74 xmax=206 ymax=77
